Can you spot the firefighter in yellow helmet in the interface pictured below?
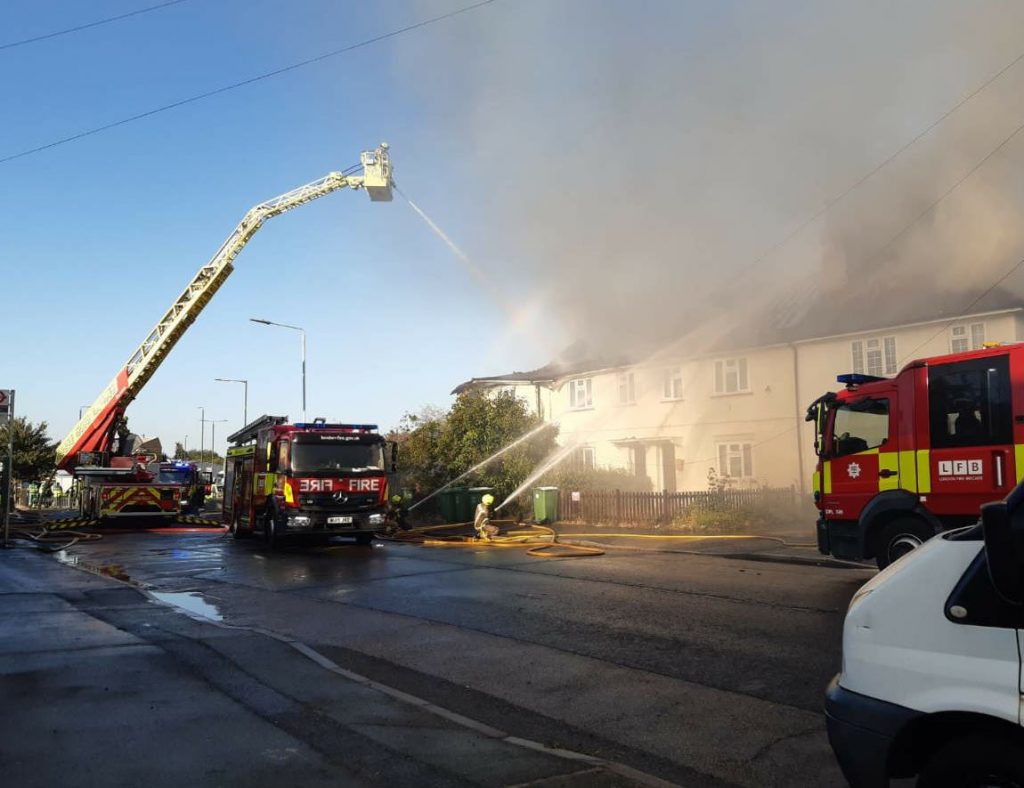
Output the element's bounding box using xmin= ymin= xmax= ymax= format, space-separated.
xmin=474 ymin=493 xmax=499 ymax=540
xmin=387 ymin=493 xmax=410 ymax=532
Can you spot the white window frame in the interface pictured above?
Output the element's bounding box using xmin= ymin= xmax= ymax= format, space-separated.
xmin=949 ymin=322 xmax=985 ymax=354
xmin=662 ymin=367 xmax=683 ymax=400
xmin=568 ymin=378 xmax=593 ymax=410
xmin=851 ymin=336 xmax=897 ymax=376
xmin=574 ymin=446 xmax=596 ymax=470
xmin=717 ymin=442 xmax=753 ymax=479
xmin=617 ymin=372 xmax=636 ymax=405
xmin=714 ymin=357 xmax=749 ymax=395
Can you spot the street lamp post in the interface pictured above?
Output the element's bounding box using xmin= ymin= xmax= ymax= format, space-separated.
xmin=250 ymin=318 xmax=306 ymax=422
xmin=197 ymin=406 xmax=205 ymax=470
xmin=214 ymin=378 xmax=248 ymax=427
xmin=207 ymin=420 xmax=227 ymax=475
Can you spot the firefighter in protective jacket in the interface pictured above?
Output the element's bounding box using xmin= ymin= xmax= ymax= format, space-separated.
xmin=474 ymin=494 xmax=499 ymax=540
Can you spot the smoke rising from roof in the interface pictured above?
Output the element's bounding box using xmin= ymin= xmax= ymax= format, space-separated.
xmin=401 ymin=0 xmax=1024 ymax=365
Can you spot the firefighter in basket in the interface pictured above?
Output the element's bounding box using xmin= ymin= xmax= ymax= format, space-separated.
xmin=474 ymin=494 xmax=499 ymax=541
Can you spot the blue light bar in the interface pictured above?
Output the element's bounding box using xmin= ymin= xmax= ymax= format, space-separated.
xmin=837 ymin=373 xmax=885 ymax=386
xmin=293 ymin=423 xmax=378 ymax=431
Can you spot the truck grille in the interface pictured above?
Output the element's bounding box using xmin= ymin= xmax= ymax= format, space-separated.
xmin=299 ymin=492 xmax=379 ymax=512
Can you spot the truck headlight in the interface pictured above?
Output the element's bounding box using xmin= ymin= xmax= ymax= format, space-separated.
xmin=368 ymin=513 xmax=385 ymax=525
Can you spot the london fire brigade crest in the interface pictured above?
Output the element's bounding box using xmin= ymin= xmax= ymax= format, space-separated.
xmin=847 ymin=462 xmax=862 ymax=479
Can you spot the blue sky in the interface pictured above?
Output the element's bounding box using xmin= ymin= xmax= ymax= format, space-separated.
xmin=1 ymin=0 xmax=572 ymax=451
xmin=4 ymin=0 xmax=1024 ymax=457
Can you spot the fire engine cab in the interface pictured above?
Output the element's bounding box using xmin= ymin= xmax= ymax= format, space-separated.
xmin=807 ymin=342 xmax=1023 ymax=569
xmin=223 ymin=416 xmax=396 ymax=548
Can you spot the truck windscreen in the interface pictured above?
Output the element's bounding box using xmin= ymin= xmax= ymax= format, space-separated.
xmin=291 ymin=443 xmax=384 ymax=473
xmin=830 ymin=399 xmax=889 ymax=458
xmin=157 ymin=469 xmax=191 ymax=484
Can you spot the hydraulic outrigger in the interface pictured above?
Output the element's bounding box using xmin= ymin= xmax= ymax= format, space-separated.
xmin=54 ymin=145 xmax=394 ymax=505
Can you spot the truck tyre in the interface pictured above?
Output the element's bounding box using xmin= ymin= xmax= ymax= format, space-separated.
xmin=876 ymin=516 xmax=933 ymax=570
xmin=917 ymin=734 xmax=1024 ymax=787
xmin=263 ymin=509 xmax=282 ymax=551
xmin=229 ymin=512 xmax=247 ymax=540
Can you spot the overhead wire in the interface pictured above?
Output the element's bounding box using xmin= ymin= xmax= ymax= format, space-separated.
xmin=0 ymin=0 xmax=193 ymax=52
xmin=0 ymin=0 xmax=503 ymax=166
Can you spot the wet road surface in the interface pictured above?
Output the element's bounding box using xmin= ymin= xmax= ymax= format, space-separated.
xmin=51 ymin=530 xmax=874 ymax=787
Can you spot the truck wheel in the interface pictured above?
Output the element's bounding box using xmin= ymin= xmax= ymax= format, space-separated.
xmin=876 ymin=517 xmax=933 ymax=570
xmin=917 ymin=734 xmax=1024 ymax=787
xmin=263 ymin=510 xmax=282 ymax=551
xmin=229 ymin=513 xmax=247 ymax=540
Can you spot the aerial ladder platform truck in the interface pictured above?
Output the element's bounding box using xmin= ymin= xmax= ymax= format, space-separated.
xmin=54 ymin=145 xmax=394 ymax=521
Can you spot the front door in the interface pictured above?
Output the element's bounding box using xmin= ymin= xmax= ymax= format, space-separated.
xmin=826 ymin=393 xmax=896 ymax=522
xmin=925 ymin=353 xmax=1014 ymax=517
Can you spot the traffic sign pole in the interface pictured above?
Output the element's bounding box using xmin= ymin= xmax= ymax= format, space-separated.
xmin=1 ymin=389 xmax=14 ymax=548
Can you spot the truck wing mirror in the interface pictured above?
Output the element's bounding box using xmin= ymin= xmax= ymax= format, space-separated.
xmin=982 ymin=500 xmax=1024 ymax=605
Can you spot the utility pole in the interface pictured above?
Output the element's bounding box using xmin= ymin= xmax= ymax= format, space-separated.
xmin=207 ymin=420 xmax=227 ymax=475
xmin=1 ymin=389 xmax=15 ymax=548
xmin=198 ymin=406 xmax=205 ymax=470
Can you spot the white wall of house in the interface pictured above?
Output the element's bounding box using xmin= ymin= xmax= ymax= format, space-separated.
xmin=476 ymin=309 xmax=1024 ymax=494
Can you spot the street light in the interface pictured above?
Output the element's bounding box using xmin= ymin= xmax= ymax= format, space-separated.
xmin=206 ymin=420 xmax=227 ymax=474
xmin=197 ymin=406 xmax=205 ymax=469
xmin=250 ymin=318 xmax=306 ymax=422
xmin=214 ymin=378 xmax=248 ymax=427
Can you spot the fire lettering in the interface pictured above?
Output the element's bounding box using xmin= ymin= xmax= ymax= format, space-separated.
xmin=298 ymin=479 xmax=334 ymax=492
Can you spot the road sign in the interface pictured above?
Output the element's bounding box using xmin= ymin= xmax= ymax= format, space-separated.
xmin=0 ymin=389 xmax=10 ymax=426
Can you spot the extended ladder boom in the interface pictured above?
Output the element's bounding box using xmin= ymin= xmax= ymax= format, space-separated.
xmin=56 ymin=144 xmax=393 ymax=470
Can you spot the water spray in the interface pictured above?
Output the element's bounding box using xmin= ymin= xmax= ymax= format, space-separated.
xmin=409 ymin=421 xmax=556 ymax=512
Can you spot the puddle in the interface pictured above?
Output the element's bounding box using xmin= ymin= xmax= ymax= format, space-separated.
xmin=150 ymin=591 xmax=223 ymax=621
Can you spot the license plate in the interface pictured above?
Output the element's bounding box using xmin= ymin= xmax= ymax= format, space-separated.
xmin=327 ymin=516 xmax=353 ymax=525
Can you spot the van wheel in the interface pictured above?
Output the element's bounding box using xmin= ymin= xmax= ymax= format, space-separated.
xmin=876 ymin=517 xmax=933 ymax=570
xmin=917 ymin=734 xmax=1024 ymax=787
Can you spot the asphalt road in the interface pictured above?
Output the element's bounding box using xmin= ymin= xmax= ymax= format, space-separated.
xmin=47 ymin=529 xmax=874 ymax=787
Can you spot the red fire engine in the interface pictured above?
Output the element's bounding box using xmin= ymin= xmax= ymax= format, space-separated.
xmin=223 ymin=416 xmax=396 ymax=548
xmin=52 ymin=145 xmax=392 ymax=507
xmin=77 ymin=458 xmax=206 ymax=520
xmin=807 ymin=342 xmax=1020 ymax=568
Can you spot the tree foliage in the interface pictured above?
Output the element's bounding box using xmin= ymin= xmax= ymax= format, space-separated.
xmin=0 ymin=417 xmax=57 ymax=482
xmin=393 ymin=392 xmax=557 ymax=504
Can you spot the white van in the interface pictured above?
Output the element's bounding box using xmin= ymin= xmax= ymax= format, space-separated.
xmin=826 ymin=487 xmax=1024 ymax=786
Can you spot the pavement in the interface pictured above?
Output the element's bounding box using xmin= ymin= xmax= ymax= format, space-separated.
xmin=0 ymin=545 xmax=669 ymax=787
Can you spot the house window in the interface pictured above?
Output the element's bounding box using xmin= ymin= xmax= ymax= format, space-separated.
xmin=574 ymin=447 xmax=596 ymax=469
xmin=717 ymin=442 xmax=753 ymax=479
xmin=950 ymin=322 xmax=985 ymax=354
xmin=617 ymin=372 xmax=636 ymax=404
xmin=714 ymin=358 xmax=749 ymax=394
xmin=569 ymin=378 xmax=593 ymax=409
xmin=663 ymin=367 xmax=683 ymax=400
xmin=851 ymin=336 xmax=897 ymax=377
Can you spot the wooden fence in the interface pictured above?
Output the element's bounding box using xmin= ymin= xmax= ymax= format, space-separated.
xmin=557 ymin=486 xmax=799 ymax=525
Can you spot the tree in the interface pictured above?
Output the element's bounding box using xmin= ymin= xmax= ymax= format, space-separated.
xmin=0 ymin=417 xmax=57 ymax=482
xmin=173 ymin=442 xmax=187 ymax=460
xmin=395 ymin=392 xmax=557 ymax=505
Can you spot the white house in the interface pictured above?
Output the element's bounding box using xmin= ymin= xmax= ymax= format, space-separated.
xmin=454 ymin=302 xmax=1024 ymax=495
